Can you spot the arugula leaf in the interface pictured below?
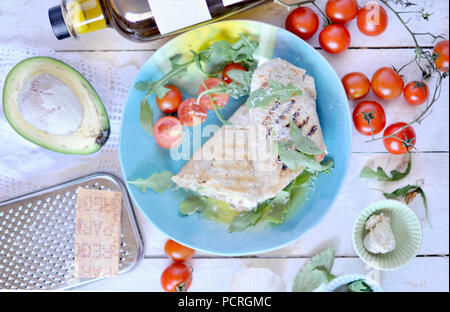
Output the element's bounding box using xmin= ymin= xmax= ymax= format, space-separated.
xmin=383 ymin=184 xmax=430 ymax=226
xmin=139 ymin=97 xmax=154 ymax=136
xmin=265 ymin=191 xmax=290 ymax=223
xmin=228 ymin=201 xmax=271 ymax=233
xmin=128 ymin=170 xmax=174 ymax=193
xmin=246 ymin=80 xmax=302 ymax=108
xmin=360 ymin=153 xmax=412 ymax=182
xmin=289 ymin=116 xmax=324 ymax=156
xmin=179 ymin=196 xmax=209 ymax=215
xmin=278 ymin=142 xmax=333 ymax=172
xmin=292 ymin=247 xmax=335 ymax=292
xmin=226 ymin=69 xmax=252 ymax=86
xmin=348 ymin=280 xmax=373 ymax=292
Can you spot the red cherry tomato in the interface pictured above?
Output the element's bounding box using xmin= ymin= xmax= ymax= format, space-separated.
xmin=198 ymin=78 xmax=230 ymax=110
xmin=319 ymin=24 xmax=351 ymax=54
xmin=434 ymin=40 xmax=449 ymax=72
xmin=352 ymin=101 xmax=386 ymax=136
xmin=342 ymin=72 xmax=371 ymax=100
xmin=156 ymin=84 xmax=183 ymax=113
xmin=285 ymin=6 xmax=320 ymax=40
xmin=153 ymin=116 xmax=183 ymax=149
xmin=357 ymin=3 xmax=388 ymax=36
xmin=222 ymin=63 xmax=248 ymax=84
xmin=383 ymin=122 xmax=416 ymax=155
xmin=371 ymin=67 xmax=404 ymax=100
xmin=161 ymin=263 xmax=193 ymax=292
xmin=164 ymin=239 xmax=195 ymax=263
xmin=177 ymin=98 xmax=207 ymax=127
xmin=403 ymin=81 xmax=429 ymax=106
xmin=325 ymin=0 xmax=359 ymax=24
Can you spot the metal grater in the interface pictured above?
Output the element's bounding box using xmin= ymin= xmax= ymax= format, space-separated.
xmin=0 ymin=173 xmax=144 ymax=290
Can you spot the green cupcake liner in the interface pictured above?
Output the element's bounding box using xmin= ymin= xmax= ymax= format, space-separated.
xmin=353 ymin=200 xmax=423 ymax=271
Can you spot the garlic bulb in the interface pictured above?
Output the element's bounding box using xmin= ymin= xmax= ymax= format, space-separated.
xmin=230 ymin=268 xmax=287 ymax=292
xmin=363 ymin=213 xmax=396 ymax=254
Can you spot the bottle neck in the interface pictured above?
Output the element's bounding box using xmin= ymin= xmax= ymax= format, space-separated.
xmin=61 ymin=0 xmax=109 ymax=39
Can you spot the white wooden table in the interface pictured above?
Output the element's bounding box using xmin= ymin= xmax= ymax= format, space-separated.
xmin=0 ymin=0 xmax=448 ymax=292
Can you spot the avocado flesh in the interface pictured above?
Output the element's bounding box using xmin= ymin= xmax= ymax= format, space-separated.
xmin=2 ymin=57 xmax=110 ymax=155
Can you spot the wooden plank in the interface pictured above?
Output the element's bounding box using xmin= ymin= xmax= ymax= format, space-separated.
xmin=134 ymin=152 xmax=449 ymax=257
xmin=0 ymin=0 xmax=447 ymax=51
xmin=74 ymin=256 xmax=449 ymax=292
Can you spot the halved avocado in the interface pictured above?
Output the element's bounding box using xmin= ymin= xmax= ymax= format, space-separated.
xmin=2 ymin=57 xmax=110 ymax=155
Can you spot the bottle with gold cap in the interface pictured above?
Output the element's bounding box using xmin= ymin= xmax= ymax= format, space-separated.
xmin=48 ymin=0 xmax=271 ymax=42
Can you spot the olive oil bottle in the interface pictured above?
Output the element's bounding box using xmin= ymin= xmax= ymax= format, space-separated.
xmin=49 ymin=0 xmax=271 ymax=42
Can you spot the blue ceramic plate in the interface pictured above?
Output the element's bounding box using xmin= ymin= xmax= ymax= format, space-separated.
xmin=119 ymin=20 xmax=351 ymax=256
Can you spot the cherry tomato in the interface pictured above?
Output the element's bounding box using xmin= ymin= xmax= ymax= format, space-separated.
xmin=198 ymin=78 xmax=230 ymax=110
xmin=319 ymin=24 xmax=351 ymax=54
xmin=403 ymin=81 xmax=428 ymax=106
xmin=156 ymin=84 xmax=183 ymax=113
xmin=222 ymin=63 xmax=248 ymax=84
xmin=153 ymin=116 xmax=183 ymax=149
xmin=161 ymin=263 xmax=193 ymax=292
xmin=371 ymin=67 xmax=404 ymax=100
xmin=357 ymin=3 xmax=388 ymax=36
xmin=383 ymin=122 xmax=416 ymax=155
xmin=164 ymin=239 xmax=195 ymax=263
xmin=177 ymin=98 xmax=207 ymax=127
xmin=352 ymin=101 xmax=386 ymax=136
xmin=342 ymin=72 xmax=371 ymax=100
xmin=285 ymin=6 xmax=320 ymax=40
xmin=325 ymin=0 xmax=359 ymax=24
xmin=434 ymin=40 xmax=449 ymax=72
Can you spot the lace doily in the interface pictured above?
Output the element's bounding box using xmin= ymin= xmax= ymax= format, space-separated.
xmin=0 ymin=44 xmax=139 ymax=201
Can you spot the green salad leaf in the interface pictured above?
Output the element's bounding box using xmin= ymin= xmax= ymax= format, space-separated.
xmin=278 ymin=142 xmax=333 ymax=172
xmin=292 ymin=247 xmax=336 ymax=292
xmin=383 ymin=184 xmax=430 ymax=226
xmin=128 ymin=170 xmax=174 ymax=193
xmin=360 ymin=153 xmax=412 ymax=182
xmin=139 ymin=97 xmax=154 ymax=136
xmin=228 ymin=201 xmax=271 ymax=233
xmin=179 ymin=196 xmax=209 ymax=215
xmin=179 ymin=196 xmax=240 ymax=224
xmin=228 ymin=171 xmax=312 ymax=232
xmin=264 ymin=191 xmax=290 ymax=224
xmin=245 ymin=80 xmax=302 ymax=109
xmin=348 ymin=280 xmax=373 ymax=292
xmin=289 ymin=116 xmax=324 ymax=156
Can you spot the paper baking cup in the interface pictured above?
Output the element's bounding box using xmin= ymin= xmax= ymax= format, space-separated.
xmin=353 ymin=200 xmax=422 ymax=271
xmin=325 ymin=274 xmax=383 ymax=292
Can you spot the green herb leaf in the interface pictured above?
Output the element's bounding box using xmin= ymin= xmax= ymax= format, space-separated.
xmin=228 ymin=201 xmax=271 ymax=233
xmin=348 ymin=280 xmax=373 ymax=292
xmin=246 ymin=80 xmax=302 ymax=109
xmin=289 ymin=115 xmax=324 ymax=156
xmin=360 ymin=153 xmax=412 ymax=182
xmin=278 ymin=142 xmax=333 ymax=172
xmin=226 ymin=69 xmax=252 ymax=86
xmin=139 ymin=97 xmax=154 ymax=136
xmin=292 ymin=247 xmax=335 ymax=292
xmin=383 ymin=184 xmax=430 ymax=226
xmin=128 ymin=170 xmax=174 ymax=193
xmin=265 ymin=191 xmax=290 ymax=223
xmin=179 ymin=196 xmax=209 ymax=215
xmin=135 ymin=81 xmax=153 ymax=92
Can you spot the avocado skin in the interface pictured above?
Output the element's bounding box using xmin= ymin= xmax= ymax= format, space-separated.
xmin=2 ymin=57 xmax=111 ymax=155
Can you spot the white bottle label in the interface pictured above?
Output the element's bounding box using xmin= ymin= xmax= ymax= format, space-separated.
xmin=222 ymin=0 xmax=245 ymax=6
xmin=148 ymin=0 xmax=212 ymax=35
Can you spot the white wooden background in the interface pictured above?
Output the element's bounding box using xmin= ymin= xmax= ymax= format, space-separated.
xmin=0 ymin=0 xmax=448 ymax=292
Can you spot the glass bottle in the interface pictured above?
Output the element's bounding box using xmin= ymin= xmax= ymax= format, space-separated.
xmin=48 ymin=0 xmax=272 ymax=42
